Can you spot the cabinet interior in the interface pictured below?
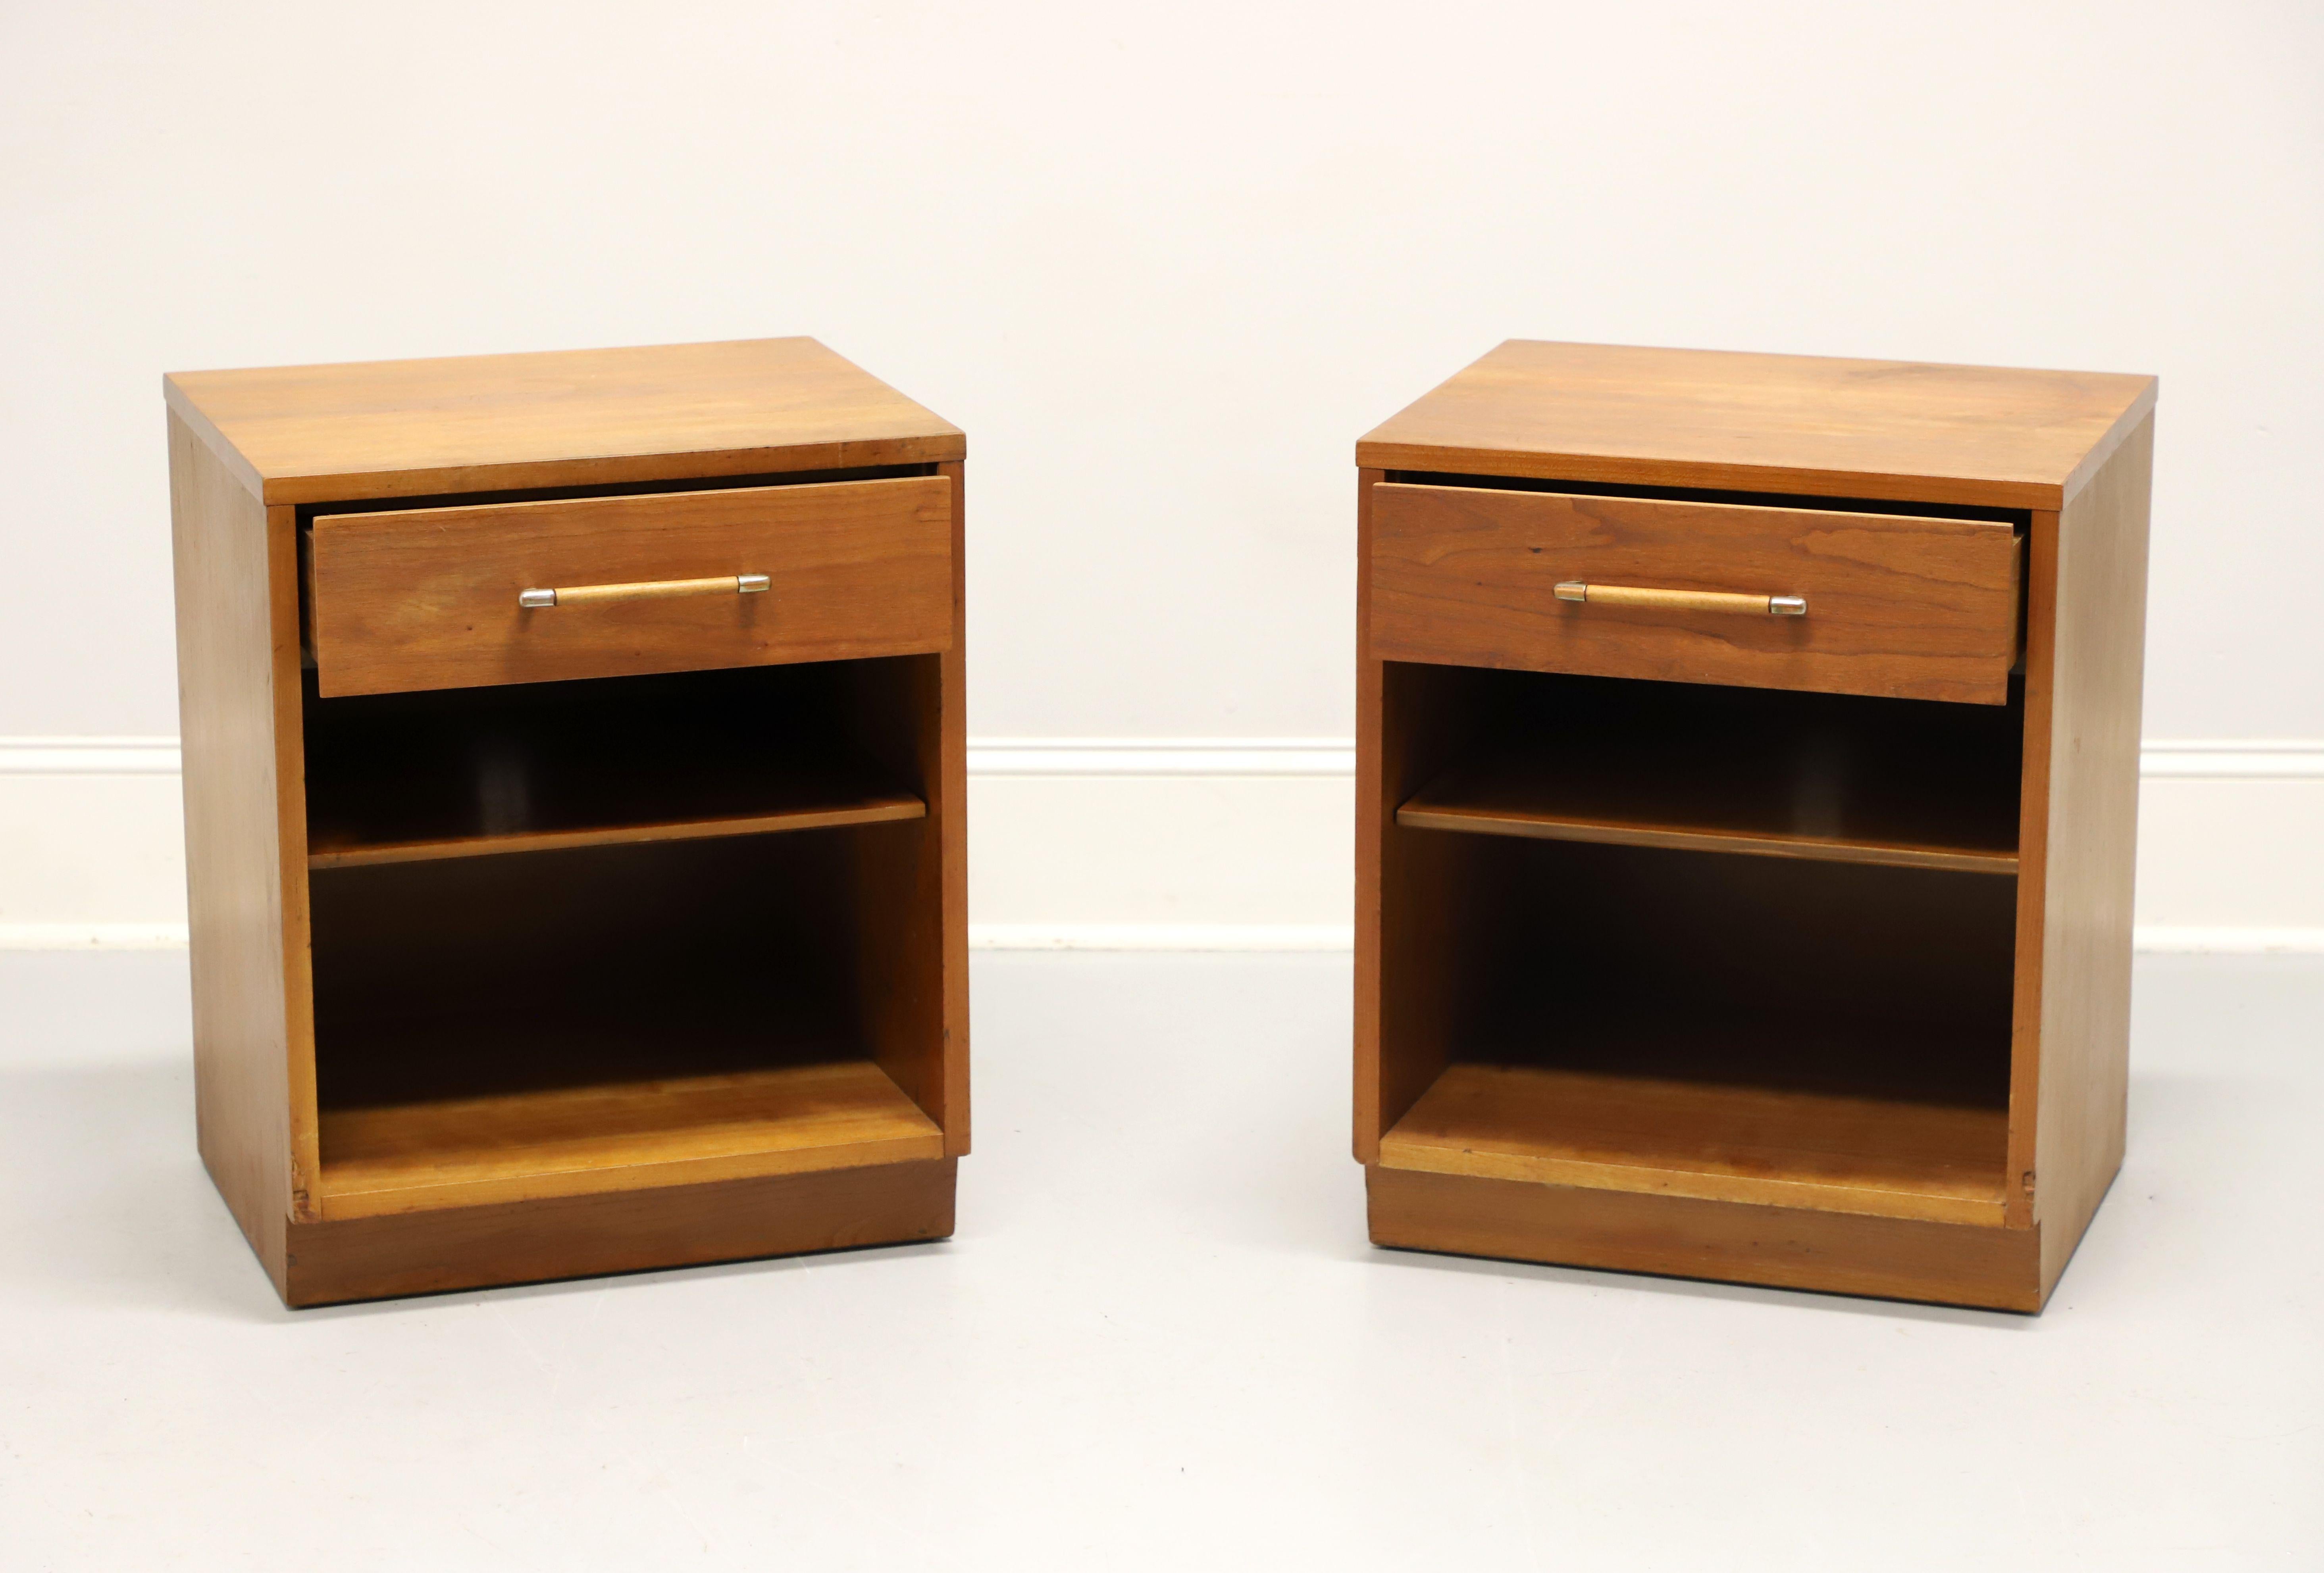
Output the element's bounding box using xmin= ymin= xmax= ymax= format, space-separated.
xmin=301 ymin=656 xmax=947 ymax=1217
xmin=1375 ymin=661 xmax=2022 ymax=1225
xmin=303 ymin=660 xmax=926 ymax=867
xmin=1397 ymin=666 xmax=2024 ymax=873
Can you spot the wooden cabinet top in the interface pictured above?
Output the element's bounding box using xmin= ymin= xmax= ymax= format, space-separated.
xmin=1357 ymin=340 xmax=2154 ymax=510
xmin=164 ymin=337 xmax=963 ymax=506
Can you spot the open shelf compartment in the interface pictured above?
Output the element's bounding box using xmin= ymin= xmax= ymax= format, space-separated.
xmin=305 ymin=656 xmax=951 ymax=1221
xmin=1373 ymin=663 xmax=2020 ymax=1227
xmin=1396 ymin=668 xmax=2022 ymax=874
xmin=303 ymin=660 xmax=925 ymax=868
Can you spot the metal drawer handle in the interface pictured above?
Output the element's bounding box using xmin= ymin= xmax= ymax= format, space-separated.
xmin=1554 ymin=581 xmax=1806 ymax=617
xmin=518 ymin=573 xmax=769 ymax=609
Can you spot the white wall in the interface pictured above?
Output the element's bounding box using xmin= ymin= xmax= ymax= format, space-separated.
xmin=3 ymin=2 xmax=2320 ymax=942
xmin=6 ymin=0 xmax=2322 ymax=741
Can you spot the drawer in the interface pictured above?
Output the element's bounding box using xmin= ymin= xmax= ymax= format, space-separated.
xmin=1368 ymin=482 xmax=2022 ymax=704
xmin=307 ymin=475 xmax=953 ymax=697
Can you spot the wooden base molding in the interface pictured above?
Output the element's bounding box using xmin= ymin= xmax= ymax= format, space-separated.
xmin=1368 ymin=1166 xmax=2044 ymax=1312
xmin=275 ymin=1159 xmax=957 ymax=1308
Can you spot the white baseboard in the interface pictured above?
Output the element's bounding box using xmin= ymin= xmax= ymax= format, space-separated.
xmin=0 ymin=923 xmax=194 ymax=950
xmin=0 ymin=741 xmax=190 ymax=948
xmin=2131 ymin=927 xmax=2324 ymax=954
xmin=2 ymin=736 xmax=2319 ymax=953
xmin=969 ymin=923 xmax=1356 ymax=951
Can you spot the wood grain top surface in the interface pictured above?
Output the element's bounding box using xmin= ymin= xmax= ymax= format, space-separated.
xmin=1358 ymin=340 xmax=2155 ymax=508
xmin=166 ymin=337 xmax=963 ymax=504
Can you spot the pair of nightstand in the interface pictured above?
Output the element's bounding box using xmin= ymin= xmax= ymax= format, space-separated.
xmin=169 ymin=337 xmax=2151 ymax=1313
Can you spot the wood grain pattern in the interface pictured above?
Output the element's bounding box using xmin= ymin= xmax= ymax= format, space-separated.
xmin=166 ymin=337 xmax=963 ymax=506
xmin=2026 ymin=415 xmax=2153 ymax=1294
xmin=318 ymin=1060 xmax=944 ymax=1219
xmin=1392 ymin=675 xmax=2023 ymax=876
xmin=1367 ymin=1165 xmax=2043 ymax=1311
xmin=1358 ymin=340 xmax=2155 ymax=510
xmin=170 ymin=414 xmax=318 ymax=1294
xmin=284 ymin=1158 xmax=957 ymax=1307
xmin=308 ymin=475 xmax=953 ymax=696
xmin=1379 ymin=1063 xmax=2008 ymax=1225
xmin=1369 ymin=481 xmax=2022 ymax=704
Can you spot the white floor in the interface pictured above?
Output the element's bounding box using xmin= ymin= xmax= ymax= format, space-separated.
xmin=1 ymin=950 xmax=2318 ymax=1570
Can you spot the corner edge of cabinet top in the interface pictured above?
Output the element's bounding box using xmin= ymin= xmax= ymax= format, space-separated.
xmin=163 ymin=337 xmax=964 ymax=506
xmin=1355 ymin=340 xmax=2155 ymax=511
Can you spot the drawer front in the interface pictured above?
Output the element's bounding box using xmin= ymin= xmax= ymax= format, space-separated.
xmin=309 ymin=475 xmax=953 ymax=696
xmin=1369 ymin=483 xmax=2021 ymax=703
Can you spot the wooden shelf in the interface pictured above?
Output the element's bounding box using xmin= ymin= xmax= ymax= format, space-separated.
xmin=1379 ymin=1062 xmax=2008 ymax=1226
xmin=305 ymin=662 xmax=924 ymax=868
xmin=318 ymin=1060 xmax=942 ymax=1221
xmin=310 ymin=764 xmax=921 ymax=868
xmin=1395 ymin=671 xmax=2022 ymax=875
xmin=1398 ymin=759 xmax=2014 ymax=873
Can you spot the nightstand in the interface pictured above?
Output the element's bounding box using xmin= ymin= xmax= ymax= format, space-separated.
xmin=1353 ymin=341 xmax=2153 ymax=1311
xmin=167 ymin=338 xmax=968 ymax=1306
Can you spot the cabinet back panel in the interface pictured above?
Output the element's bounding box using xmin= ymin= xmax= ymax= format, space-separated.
xmin=303 ymin=658 xmax=926 ymax=863
xmin=1415 ymin=834 xmax=2016 ymax=1108
xmin=308 ymin=828 xmax=916 ymax=1110
xmin=1374 ymin=662 xmax=2018 ymax=1115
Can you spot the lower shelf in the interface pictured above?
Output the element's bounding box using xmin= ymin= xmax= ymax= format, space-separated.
xmin=1377 ymin=1062 xmax=2008 ymax=1226
xmin=317 ymin=1060 xmax=944 ymax=1221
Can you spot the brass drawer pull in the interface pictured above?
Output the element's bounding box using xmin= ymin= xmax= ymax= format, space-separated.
xmin=519 ymin=573 xmax=770 ymax=609
xmin=1554 ymin=581 xmax=1807 ymax=617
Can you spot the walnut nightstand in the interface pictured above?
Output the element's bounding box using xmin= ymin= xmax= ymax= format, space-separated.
xmin=1353 ymin=341 xmax=2153 ymax=1311
xmin=167 ymin=338 xmax=968 ymax=1306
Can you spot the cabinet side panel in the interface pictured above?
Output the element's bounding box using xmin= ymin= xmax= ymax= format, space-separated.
xmin=2006 ymin=514 xmax=2058 ymax=1233
xmin=936 ymin=462 xmax=969 ymax=1153
xmin=2032 ymin=415 xmax=2153 ymax=1299
xmin=1355 ymin=470 xmax=1386 ymax=1159
xmin=1358 ymin=472 xmax=1468 ymax=1154
xmin=843 ymin=469 xmax=967 ymax=1153
xmin=171 ymin=413 xmax=305 ymax=1292
xmin=276 ymin=504 xmax=319 ymax=1219
xmin=1373 ymin=665 xmax=1476 ymax=1146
